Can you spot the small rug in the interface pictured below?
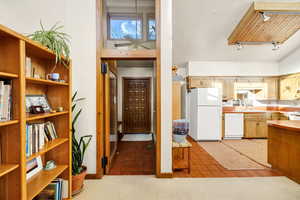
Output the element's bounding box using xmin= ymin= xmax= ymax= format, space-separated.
xmin=198 ymin=142 xmax=266 ymax=170
xmin=221 ymin=139 xmax=270 ymax=167
xmin=121 ymin=133 xmax=153 ymax=142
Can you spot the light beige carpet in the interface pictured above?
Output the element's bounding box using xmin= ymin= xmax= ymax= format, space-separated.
xmin=221 ymin=139 xmax=270 ymax=167
xmin=199 ymin=142 xmax=266 ymax=170
xmin=74 ymin=176 xmax=300 ymax=200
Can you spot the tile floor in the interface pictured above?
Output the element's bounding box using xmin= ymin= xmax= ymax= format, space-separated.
xmin=74 ymin=176 xmax=300 ymax=200
xmin=173 ymin=137 xmax=282 ymax=178
xmin=108 ymin=141 xmax=155 ymax=175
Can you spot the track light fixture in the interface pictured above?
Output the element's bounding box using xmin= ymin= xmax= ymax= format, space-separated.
xmin=272 ymin=42 xmax=280 ymax=51
xmin=235 ymin=43 xmax=243 ymax=51
xmin=260 ymin=12 xmax=271 ymax=22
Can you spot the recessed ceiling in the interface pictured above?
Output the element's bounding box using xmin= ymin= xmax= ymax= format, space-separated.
xmin=173 ymin=0 xmax=300 ymax=66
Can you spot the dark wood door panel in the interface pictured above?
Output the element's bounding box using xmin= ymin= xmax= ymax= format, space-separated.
xmin=123 ymin=78 xmax=151 ymax=133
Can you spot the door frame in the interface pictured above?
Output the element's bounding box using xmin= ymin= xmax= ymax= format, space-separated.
xmin=93 ymin=0 xmax=163 ymax=179
xmin=122 ymin=77 xmax=152 ymax=134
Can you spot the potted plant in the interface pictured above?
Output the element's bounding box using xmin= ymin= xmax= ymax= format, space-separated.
xmin=28 ymin=21 xmax=71 ymax=70
xmin=72 ymin=91 xmax=92 ymax=195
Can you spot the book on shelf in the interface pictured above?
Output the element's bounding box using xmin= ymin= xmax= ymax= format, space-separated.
xmin=34 ymin=178 xmax=68 ymax=200
xmin=25 ymin=56 xmax=33 ymax=78
xmin=0 ymin=79 xmax=12 ymax=122
xmin=26 ymin=121 xmax=58 ymax=158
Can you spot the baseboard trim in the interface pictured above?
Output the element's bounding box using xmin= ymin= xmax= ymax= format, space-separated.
xmin=156 ymin=172 xmax=173 ymax=178
xmin=86 ymin=173 xmax=102 ymax=179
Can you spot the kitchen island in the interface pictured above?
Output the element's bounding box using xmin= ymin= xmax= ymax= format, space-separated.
xmin=268 ymin=120 xmax=300 ymax=184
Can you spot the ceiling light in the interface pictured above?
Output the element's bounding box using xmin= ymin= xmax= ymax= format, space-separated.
xmin=272 ymin=42 xmax=280 ymax=51
xmin=260 ymin=12 xmax=271 ymax=22
xmin=235 ymin=43 xmax=243 ymax=51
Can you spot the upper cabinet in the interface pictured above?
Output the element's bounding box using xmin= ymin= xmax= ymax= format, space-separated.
xmin=228 ymin=2 xmax=300 ymax=45
xmin=187 ymin=76 xmax=279 ymax=100
xmin=279 ymin=74 xmax=300 ymax=100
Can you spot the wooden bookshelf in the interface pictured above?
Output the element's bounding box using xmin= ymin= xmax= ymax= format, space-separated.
xmin=0 ymin=25 xmax=72 ymax=200
xmin=27 ymin=165 xmax=68 ymax=200
xmin=26 ymin=138 xmax=69 ymax=162
xmin=26 ymin=77 xmax=69 ymax=86
xmin=0 ymin=164 xmax=19 ymax=177
xmin=26 ymin=111 xmax=69 ymax=121
xmin=0 ymin=120 xmax=19 ymax=127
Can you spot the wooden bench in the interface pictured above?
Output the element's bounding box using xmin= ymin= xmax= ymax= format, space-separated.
xmin=172 ymin=140 xmax=192 ymax=173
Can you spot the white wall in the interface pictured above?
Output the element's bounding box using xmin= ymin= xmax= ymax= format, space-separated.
xmin=279 ymin=47 xmax=300 ymax=75
xmin=0 ymin=0 xmax=66 ymax=34
xmin=66 ymin=0 xmax=97 ymax=174
xmin=160 ymin=0 xmax=173 ymax=173
xmin=117 ymin=67 xmax=154 ymax=132
xmin=187 ymin=61 xmax=280 ymax=77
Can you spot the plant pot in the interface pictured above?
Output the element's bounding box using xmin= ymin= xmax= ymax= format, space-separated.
xmin=72 ymin=166 xmax=87 ymax=196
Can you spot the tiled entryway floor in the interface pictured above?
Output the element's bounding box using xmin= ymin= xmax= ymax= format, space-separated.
xmin=108 ymin=141 xmax=155 ymax=175
xmin=173 ymin=137 xmax=282 ymax=178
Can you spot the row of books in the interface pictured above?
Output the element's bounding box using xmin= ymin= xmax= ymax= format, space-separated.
xmin=0 ymin=80 xmax=12 ymax=122
xmin=34 ymin=178 xmax=68 ymax=200
xmin=26 ymin=121 xmax=58 ymax=157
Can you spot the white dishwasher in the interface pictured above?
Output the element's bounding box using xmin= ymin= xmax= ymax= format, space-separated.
xmin=224 ymin=113 xmax=244 ymax=139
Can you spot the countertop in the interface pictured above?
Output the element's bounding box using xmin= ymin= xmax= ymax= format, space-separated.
xmin=268 ymin=120 xmax=300 ymax=132
xmin=223 ymin=110 xmax=293 ymax=114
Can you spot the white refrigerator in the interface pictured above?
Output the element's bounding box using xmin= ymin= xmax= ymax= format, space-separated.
xmin=189 ymin=88 xmax=222 ymax=141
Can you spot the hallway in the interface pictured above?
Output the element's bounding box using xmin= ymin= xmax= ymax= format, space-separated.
xmin=108 ymin=140 xmax=155 ymax=175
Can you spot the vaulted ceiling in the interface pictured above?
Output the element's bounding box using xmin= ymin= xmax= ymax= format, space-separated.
xmin=173 ymin=0 xmax=300 ymax=66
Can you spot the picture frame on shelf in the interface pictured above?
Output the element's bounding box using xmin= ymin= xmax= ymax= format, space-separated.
xmin=26 ymin=156 xmax=43 ymax=180
xmin=25 ymin=94 xmax=52 ymax=113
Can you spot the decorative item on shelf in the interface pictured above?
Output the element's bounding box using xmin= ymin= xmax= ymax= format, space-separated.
xmin=33 ymin=74 xmax=41 ymax=79
xmin=56 ymin=107 xmax=64 ymax=112
xmin=47 ymin=73 xmax=60 ymax=81
xmin=72 ymin=91 xmax=92 ymax=196
xmin=30 ymin=105 xmax=45 ymax=114
xmin=44 ymin=160 xmax=57 ymax=171
xmin=26 ymin=156 xmax=43 ymax=180
xmin=26 ymin=94 xmax=52 ymax=113
xmin=28 ymin=21 xmax=71 ymax=71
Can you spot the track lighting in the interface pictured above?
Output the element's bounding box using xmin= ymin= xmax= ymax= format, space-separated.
xmin=272 ymin=42 xmax=280 ymax=51
xmin=260 ymin=12 xmax=271 ymax=22
xmin=235 ymin=43 xmax=243 ymax=51
xmin=234 ymin=41 xmax=280 ymax=51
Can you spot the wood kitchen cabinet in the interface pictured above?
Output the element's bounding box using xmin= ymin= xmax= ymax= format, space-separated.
xmin=265 ymin=78 xmax=279 ymax=100
xmin=244 ymin=113 xmax=268 ymax=138
xmin=280 ymin=75 xmax=299 ymax=100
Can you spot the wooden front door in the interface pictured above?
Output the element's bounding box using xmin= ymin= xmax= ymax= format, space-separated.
xmin=123 ymin=78 xmax=151 ymax=133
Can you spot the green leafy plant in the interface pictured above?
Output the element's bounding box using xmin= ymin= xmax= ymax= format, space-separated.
xmin=72 ymin=91 xmax=92 ymax=175
xmin=28 ymin=21 xmax=70 ymax=68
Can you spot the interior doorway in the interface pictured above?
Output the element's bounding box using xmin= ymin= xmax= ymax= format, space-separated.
xmin=102 ymin=59 xmax=156 ymax=175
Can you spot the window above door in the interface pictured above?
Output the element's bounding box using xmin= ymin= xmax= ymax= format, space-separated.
xmin=108 ymin=14 xmax=143 ymax=40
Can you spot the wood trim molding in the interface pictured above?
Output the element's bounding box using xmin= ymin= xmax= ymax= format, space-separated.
xmin=86 ymin=173 xmax=102 ymax=179
xmin=156 ymin=173 xmax=173 ymax=178
xmin=101 ymin=49 xmax=156 ymax=59
xmin=155 ymin=0 xmax=162 ymax=177
xmin=95 ymin=0 xmax=104 ymax=179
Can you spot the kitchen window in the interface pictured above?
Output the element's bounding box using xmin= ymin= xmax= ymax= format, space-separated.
xmin=108 ymin=14 xmax=142 ymax=40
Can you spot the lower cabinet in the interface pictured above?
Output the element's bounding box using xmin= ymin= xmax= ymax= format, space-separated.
xmin=244 ymin=114 xmax=268 ymax=138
